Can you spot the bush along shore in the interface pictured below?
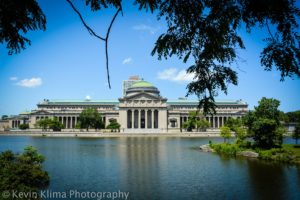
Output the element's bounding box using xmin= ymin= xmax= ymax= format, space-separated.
xmin=199 ymin=141 xmax=300 ymax=165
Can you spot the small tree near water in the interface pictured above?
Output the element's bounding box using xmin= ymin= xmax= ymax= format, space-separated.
xmin=106 ymin=119 xmax=120 ymax=132
xmin=220 ymin=126 xmax=232 ymax=143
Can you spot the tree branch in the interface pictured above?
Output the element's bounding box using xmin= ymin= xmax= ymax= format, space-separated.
xmin=66 ymin=0 xmax=122 ymax=89
xmin=66 ymin=0 xmax=105 ymax=41
xmin=105 ymin=8 xmax=121 ymax=89
xmin=266 ymin=19 xmax=275 ymax=42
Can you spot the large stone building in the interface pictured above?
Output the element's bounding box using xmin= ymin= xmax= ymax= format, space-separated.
xmin=7 ymin=78 xmax=248 ymax=133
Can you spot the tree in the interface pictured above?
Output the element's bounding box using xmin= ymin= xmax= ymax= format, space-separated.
xmin=220 ymin=126 xmax=232 ymax=143
xmin=78 ymin=108 xmax=104 ymax=131
xmin=196 ymin=119 xmax=210 ymax=132
xmin=0 ymin=0 xmax=46 ymax=55
xmin=106 ymin=118 xmax=120 ymax=132
xmin=285 ymin=110 xmax=300 ymax=123
xmin=252 ymin=118 xmax=283 ymax=148
xmin=225 ymin=118 xmax=243 ymax=132
xmin=19 ymin=124 xmax=29 ymax=130
xmin=1 ymin=1 xmax=299 ymax=114
xmin=0 ymin=146 xmax=49 ymax=199
xmin=292 ymin=123 xmax=300 ymax=145
xmin=48 ymin=119 xmax=64 ymax=131
xmin=244 ymin=97 xmax=285 ymax=149
xmin=35 ymin=118 xmax=52 ymax=131
xmin=35 ymin=118 xmax=64 ymax=131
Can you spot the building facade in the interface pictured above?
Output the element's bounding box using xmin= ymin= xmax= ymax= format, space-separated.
xmin=8 ymin=79 xmax=248 ymax=133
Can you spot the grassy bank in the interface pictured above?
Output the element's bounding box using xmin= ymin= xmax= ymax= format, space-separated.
xmin=210 ymin=142 xmax=300 ymax=165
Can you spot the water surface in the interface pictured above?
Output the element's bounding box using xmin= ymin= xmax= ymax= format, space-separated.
xmin=0 ymin=136 xmax=299 ymax=200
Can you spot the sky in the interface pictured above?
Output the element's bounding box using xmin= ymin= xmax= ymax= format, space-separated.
xmin=1 ymin=0 xmax=300 ymax=116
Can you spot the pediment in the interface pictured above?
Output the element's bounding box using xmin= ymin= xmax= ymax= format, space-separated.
xmin=32 ymin=110 xmax=51 ymax=115
xmin=124 ymin=92 xmax=161 ymax=101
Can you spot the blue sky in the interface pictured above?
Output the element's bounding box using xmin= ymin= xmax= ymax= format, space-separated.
xmin=1 ymin=0 xmax=300 ymax=116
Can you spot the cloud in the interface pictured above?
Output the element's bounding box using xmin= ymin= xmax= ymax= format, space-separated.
xmin=10 ymin=77 xmax=18 ymax=81
xmin=17 ymin=77 xmax=42 ymax=88
xmin=157 ymin=68 xmax=195 ymax=83
xmin=122 ymin=57 xmax=132 ymax=65
xmin=133 ymin=24 xmax=158 ymax=35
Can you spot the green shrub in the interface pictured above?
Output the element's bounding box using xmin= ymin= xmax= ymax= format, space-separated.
xmin=19 ymin=124 xmax=29 ymax=130
xmin=211 ymin=143 xmax=241 ymax=156
xmin=258 ymin=148 xmax=295 ymax=163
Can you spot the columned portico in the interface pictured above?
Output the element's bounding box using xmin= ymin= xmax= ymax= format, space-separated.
xmin=126 ymin=109 xmax=160 ymax=130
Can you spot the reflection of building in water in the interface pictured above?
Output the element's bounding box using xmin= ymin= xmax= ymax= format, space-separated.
xmin=7 ymin=76 xmax=248 ymax=133
xmin=116 ymin=137 xmax=167 ymax=199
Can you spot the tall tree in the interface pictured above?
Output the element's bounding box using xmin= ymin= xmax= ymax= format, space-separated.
xmin=78 ymin=108 xmax=104 ymax=131
xmin=244 ymin=97 xmax=285 ymax=148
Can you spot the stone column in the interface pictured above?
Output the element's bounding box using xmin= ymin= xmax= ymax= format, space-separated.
xmin=131 ymin=111 xmax=134 ymax=128
xmin=212 ymin=116 xmax=215 ymax=128
xmin=152 ymin=109 xmax=155 ymax=129
xmin=70 ymin=117 xmax=73 ymax=129
xmin=67 ymin=117 xmax=69 ymax=129
xmin=138 ymin=110 xmax=141 ymax=129
xmin=145 ymin=110 xmax=148 ymax=129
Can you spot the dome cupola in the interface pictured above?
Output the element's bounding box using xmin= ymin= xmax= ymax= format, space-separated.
xmin=125 ymin=80 xmax=160 ymax=97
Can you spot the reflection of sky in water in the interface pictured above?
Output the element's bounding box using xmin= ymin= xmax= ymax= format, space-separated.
xmin=0 ymin=136 xmax=299 ymax=200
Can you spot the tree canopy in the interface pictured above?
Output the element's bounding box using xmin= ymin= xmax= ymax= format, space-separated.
xmin=292 ymin=123 xmax=300 ymax=144
xmin=1 ymin=0 xmax=299 ymax=114
xmin=182 ymin=111 xmax=209 ymax=131
xmin=0 ymin=146 xmax=49 ymax=199
xmin=35 ymin=118 xmax=64 ymax=131
xmin=244 ymin=97 xmax=285 ymax=148
xmin=78 ymin=108 xmax=104 ymax=131
xmin=220 ymin=126 xmax=232 ymax=143
xmin=106 ymin=118 xmax=121 ymax=132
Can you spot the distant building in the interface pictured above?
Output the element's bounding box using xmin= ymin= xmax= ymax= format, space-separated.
xmin=122 ymin=75 xmax=142 ymax=96
xmin=7 ymin=77 xmax=248 ymax=133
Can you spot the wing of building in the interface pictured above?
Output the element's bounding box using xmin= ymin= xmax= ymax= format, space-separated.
xmin=7 ymin=77 xmax=248 ymax=133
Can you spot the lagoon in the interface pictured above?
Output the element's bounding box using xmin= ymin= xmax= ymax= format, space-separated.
xmin=0 ymin=136 xmax=299 ymax=200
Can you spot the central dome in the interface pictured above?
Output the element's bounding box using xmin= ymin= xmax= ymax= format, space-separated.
xmin=130 ymin=81 xmax=154 ymax=88
xmin=125 ymin=80 xmax=160 ymax=97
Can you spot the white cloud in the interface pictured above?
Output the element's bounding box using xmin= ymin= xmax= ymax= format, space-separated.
xmin=122 ymin=57 xmax=132 ymax=65
xmin=10 ymin=77 xmax=18 ymax=81
xmin=17 ymin=77 xmax=42 ymax=88
xmin=133 ymin=24 xmax=158 ymax=35
xmin=157 ymin=68 xmax=195 ymax=83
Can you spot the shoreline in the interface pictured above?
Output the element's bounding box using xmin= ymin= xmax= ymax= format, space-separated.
xmin=0 ymin=131 xmax=221 ymax=138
